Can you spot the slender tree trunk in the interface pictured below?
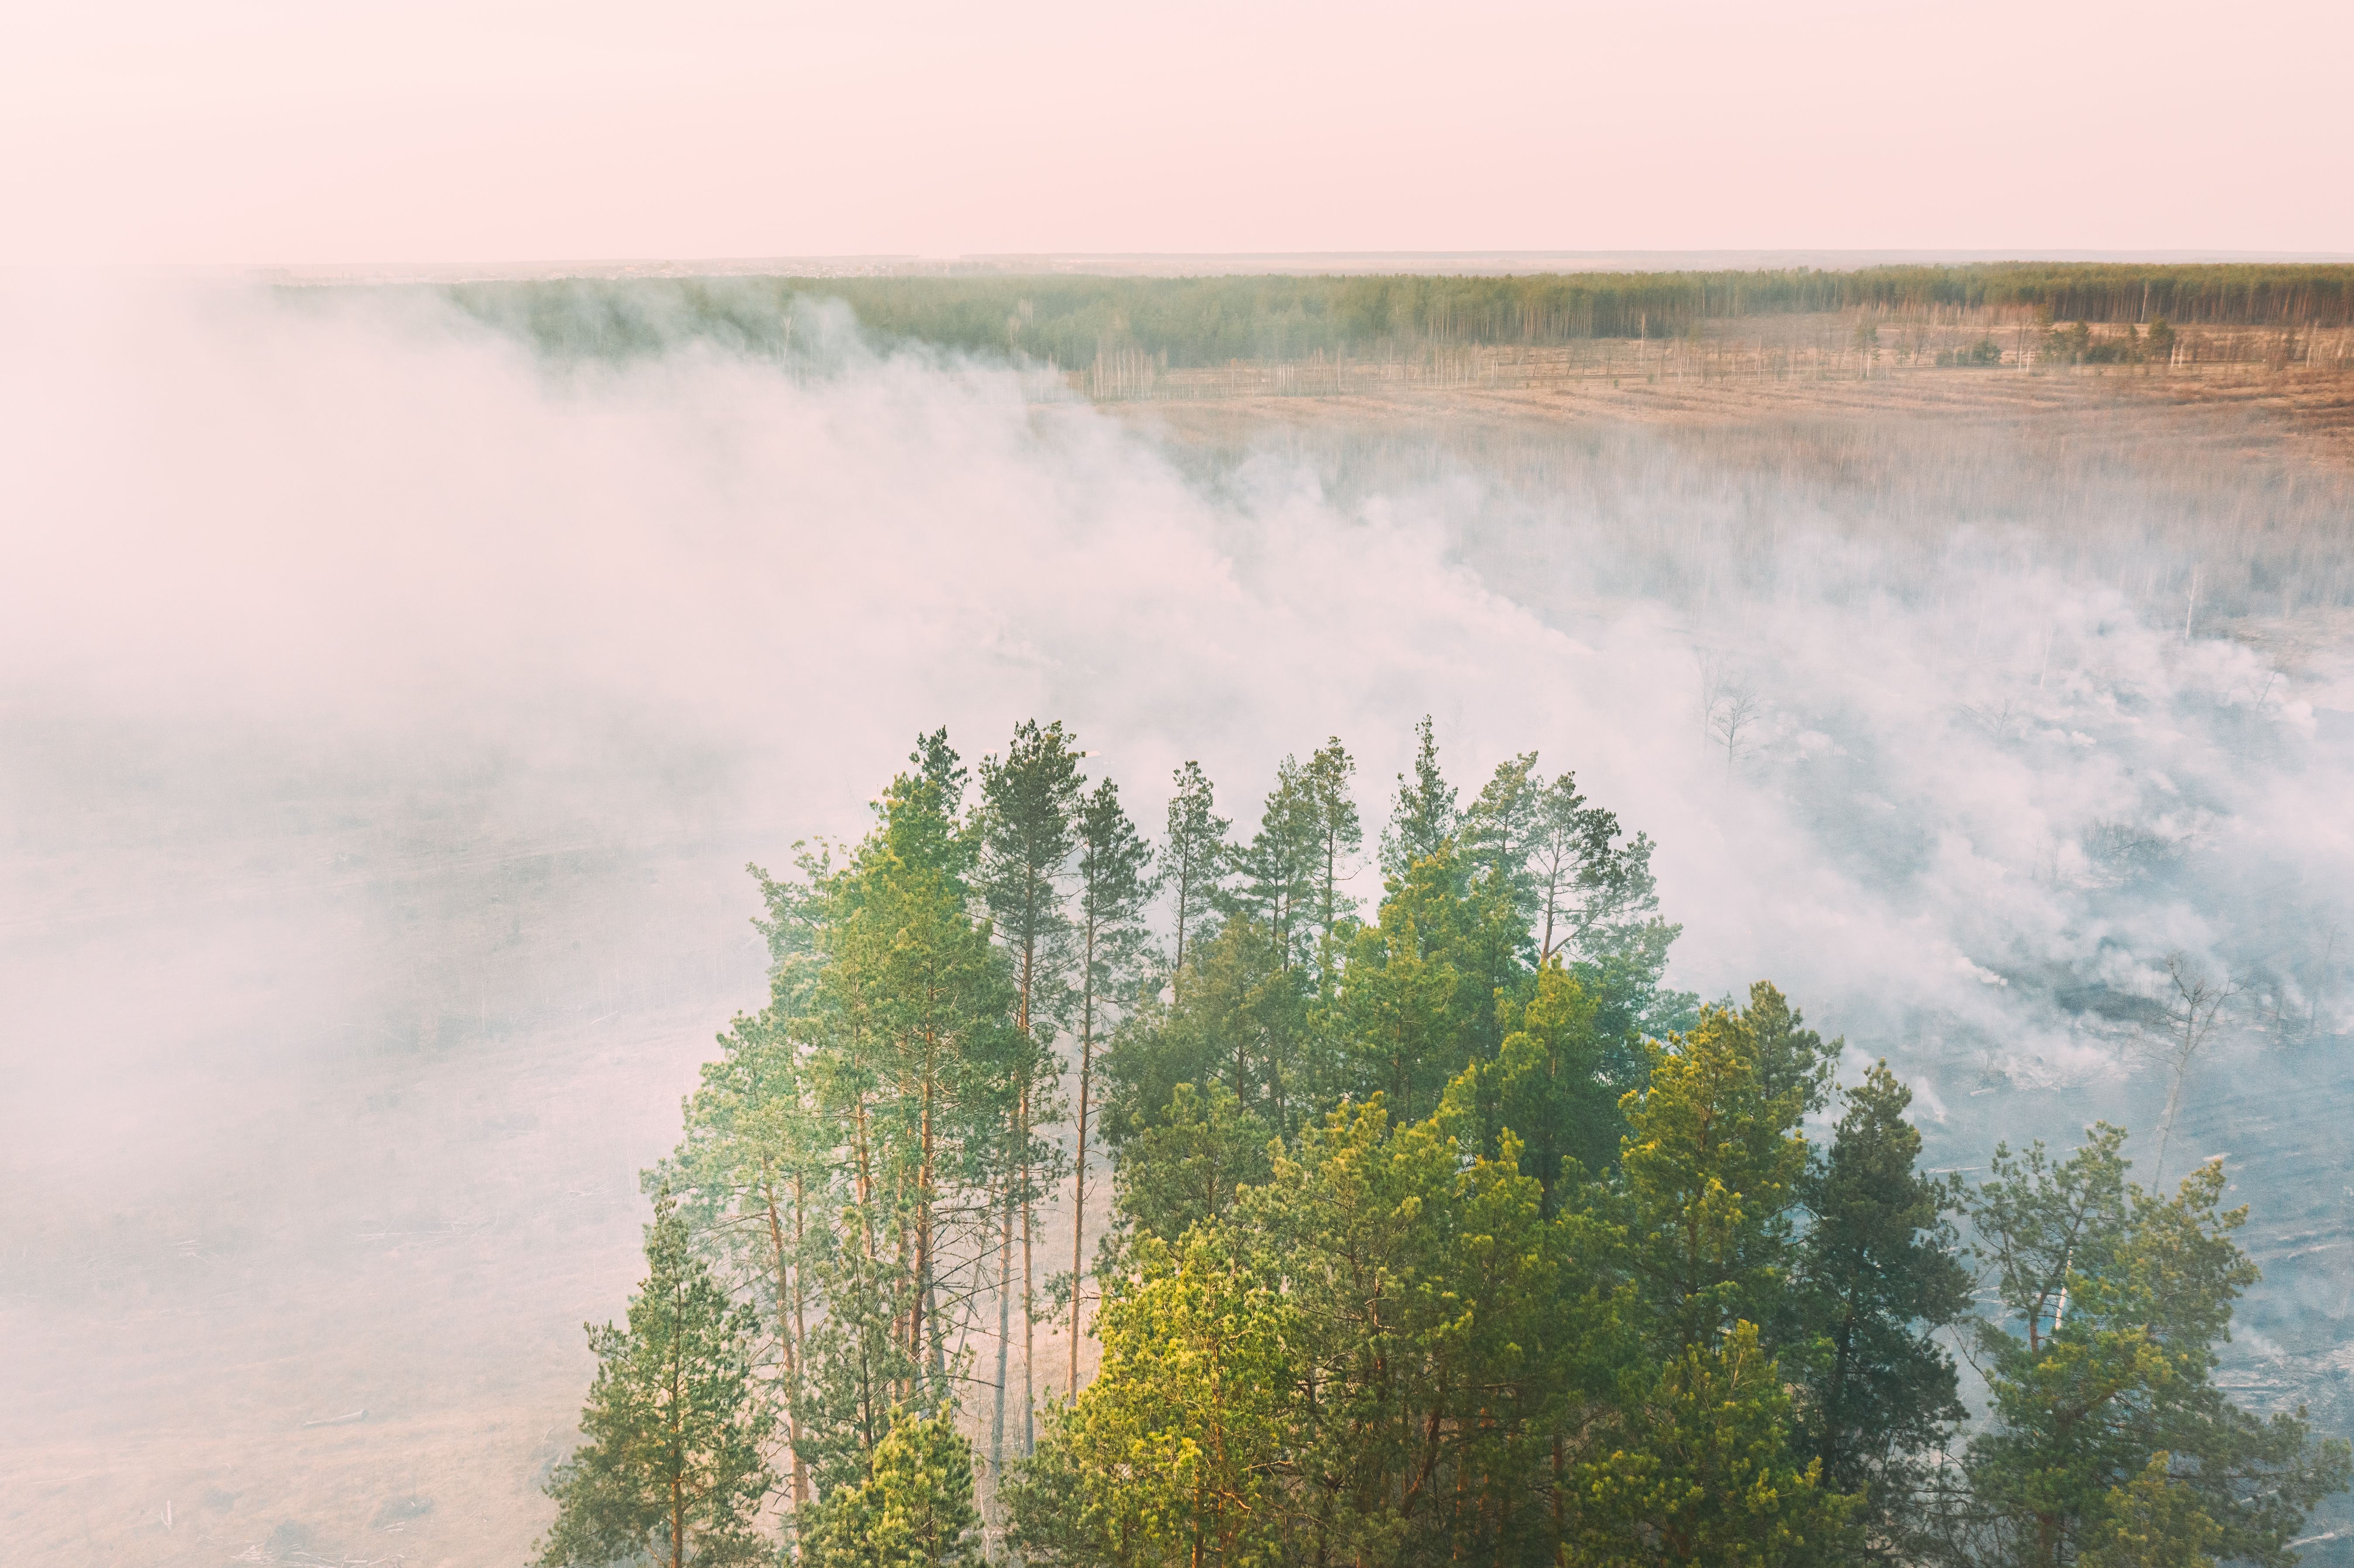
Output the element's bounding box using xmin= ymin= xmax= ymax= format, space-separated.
xmin=790 ymin=1175 xmax=811 ymax=1511
xmin=1071 ymin=912 xmax=1097 ymax=1401
xmin=670 ymin=1299 xmax=687 ymax=1568
xmin=990 ymin=1166 xmax=1014 ymax=1500
xmin=760 ymin=1171 xmax=808 ymax=1517
xmin=1174 ymin=861 xmax=1192 ymax=1000
xmin=2153 ymin=1059 xmax=2189 ymax=1186
xmin=1022 ymin=1081 xmax=1036 ymax=1456
xmin=997 ymin=879 xmax=1037 ymax=1493
xmin=1323 ymin=829 xmax=1337 ymax=940
xmin=913 ymin=1040 xmax=937 ymax=1381
xmin=1539 ymin=857 xmax=1562 ymax=965
xmin=891 ymin=1166 xmax=914 ymax=1401
xmin=852 ymin=1096 xmax=876 ymax=1259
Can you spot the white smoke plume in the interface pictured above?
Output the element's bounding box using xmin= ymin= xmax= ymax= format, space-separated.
xmin=4 ymin=279 xmax=2348 ymax=1562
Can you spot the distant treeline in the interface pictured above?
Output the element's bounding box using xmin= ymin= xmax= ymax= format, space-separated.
xmin=427 ymin=262 xmax=2354 ymax=370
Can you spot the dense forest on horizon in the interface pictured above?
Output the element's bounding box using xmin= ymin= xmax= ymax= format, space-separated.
xmin=410 ymin=262 xmax=2354 ymax=370
xmin=533 ymin=719 xmax=2350 ymax=1568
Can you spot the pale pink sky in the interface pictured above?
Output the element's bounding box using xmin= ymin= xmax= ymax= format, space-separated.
xmin=7 ymin=0 xmax=2347 ymax=267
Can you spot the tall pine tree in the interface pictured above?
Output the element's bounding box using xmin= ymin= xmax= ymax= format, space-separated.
xmin=1066 ymin=775 xmax=1154 ymax=1400
xmin=1378 ymin=715 xmax=1456 ymax=878
xmin=537 ymin=1192 xmax=774 ymax=1568
xmin=976 ymin=720 xmax=1083 ymax=1473
xmin=1162 ymin=760 xmax=1230 ymax=998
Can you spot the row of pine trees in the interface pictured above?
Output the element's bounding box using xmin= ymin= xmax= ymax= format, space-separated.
xmin=536 ymin=721 xmax=2348 ymax=1568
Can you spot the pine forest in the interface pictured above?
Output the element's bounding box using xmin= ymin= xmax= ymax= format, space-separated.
xmin=535 ymin=719 xmax=2351 ymax=1568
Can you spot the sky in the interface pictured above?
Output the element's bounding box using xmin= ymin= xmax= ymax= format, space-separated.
xmin=7 ymin=0 xmax=2351 ymax=266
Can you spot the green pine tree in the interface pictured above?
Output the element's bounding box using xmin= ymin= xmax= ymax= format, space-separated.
xmin=1161 ymin=760 xmax=1231 ymax=996
xmin=1571 ymin=1321 xmax=1858 ymax=1568
xmin=1066 ymin=774 xmax=1156 ymax=1400
xmin=536 ymin=1192 xmax=774 ymax=1568
xmin=1780 ymin=1062 xmax=1969 ymax=1551
xmin=807 ymin=1406 xmax=984 ymax=1568
xmin=978 ymin=719 xmax=1086 ymax=1472
xmin=1302 ymin=737 xmax=1364 ymax=946
xmin=1378 ymin=714 xmax=1457 ymax=879
xmin=1105 ymin=1081 xmax=1273 ymax=1249
xmin=1619 ymin=988 xmax=1824 ymax=1353
xmin=1461 ymin=749 xmax=1544 ymax=900
xmin=1230 ymin=755 xmax=1315 ymax=962
xmin=1962 ymin=1125 xmax=2352 ymax=1568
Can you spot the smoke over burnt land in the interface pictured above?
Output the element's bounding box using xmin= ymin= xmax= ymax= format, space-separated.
xmin=3 ymin=274 xmax=2351 ymax=1564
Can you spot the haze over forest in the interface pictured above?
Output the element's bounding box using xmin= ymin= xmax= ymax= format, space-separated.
xmin=5 ymin=259 xmax=2353 ymax=1567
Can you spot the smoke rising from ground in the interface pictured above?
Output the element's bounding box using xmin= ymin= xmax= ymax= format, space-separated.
xmin=4 ymin=281 xmax=2349 ymax=1562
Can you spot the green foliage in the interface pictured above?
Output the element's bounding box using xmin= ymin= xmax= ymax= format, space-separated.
xmin=1017 ymin=1092 xmax=1612 ymax=1567
xmin=1570 ymin=1322 xmax=1858 ymax=1568
xmin=1114 ymin=723 xmax=1690 ymax=1154
xmin=1075 ymin=778 xmax=1158 ymax=1016
xmin=1244 ymin=1101 xmax=1598 ymax=1564
xmin=1488 ymin=961 xmax=1619 ymax=1204
xmin=1009 ymin=1226 xmax=1301 ymax=1567
xmin=1619 ymin=988 xmax=1825 ymax=1352
xmin=1301 ymin=738 xmax=1364 ymax=940
xmin=978 ymin=718 xmax=1086 ymax=1036
xmin=1108 ymin=1082 xmax=1274 ymax=1249
xmin=1960 ymin=1130 xmax=2353 ymax=1568
xmin=1378 ymin=716 xmax=1458 ymax=878
xmin=1324 ymin=847 xmax=1477 ymax=1124
xmin=537 ymin=1193 xmax=774 ymax=1568
xmin=659 ymin=729 xmax=1031 ymax=1537
xmin=1105 ymin=915 xmax=1306 ymax=1141
xmin=1229 ymin=753 xmax=1321 ymax=968
xmin=1780 ymin=1064 xmax=1970 ymax=1549
xmin=1160 ymin=759 xmax=1231 ymax=988
xmin=1067 ymin=773 xmax=1158 ymax=1386
xmin=806 ymin=1406 xmax=984 ymax=1568
xmin=597 ymin=719 xmax=2347 ymax=1568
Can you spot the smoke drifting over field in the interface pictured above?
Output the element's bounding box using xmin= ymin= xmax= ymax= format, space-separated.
xmin=5 ymin=281 xmax=2351 ymax=1563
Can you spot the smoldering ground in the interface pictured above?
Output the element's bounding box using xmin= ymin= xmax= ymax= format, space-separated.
xmin=3 ymin=280 xmax=2350 ymax=1564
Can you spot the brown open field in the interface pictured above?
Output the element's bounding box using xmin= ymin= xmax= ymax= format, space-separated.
xmin=1065 ymin=310 xmax=2354 ymax=402
xmin=1081 ymin=347 xmax=2354 ymax=644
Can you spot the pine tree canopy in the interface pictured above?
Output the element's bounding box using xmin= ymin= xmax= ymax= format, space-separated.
xmin=536 ymin=1192 xmax=774 ymax=1568
xmin=543 ymin=717 xmax=2346 ymax=1568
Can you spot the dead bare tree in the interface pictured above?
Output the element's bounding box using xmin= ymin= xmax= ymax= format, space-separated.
xmin=1957 ymin=695 xmax=2024 ymax=744
xmin=1708 ymin=682 xmax=1760 ymax=783
xmin=2143 ymin=955 xmax=2238 ymax=1185
xmin=1694 ymin=649 xmax=1728 ymax=759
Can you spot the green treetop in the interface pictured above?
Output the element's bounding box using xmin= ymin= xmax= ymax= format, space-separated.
xmin=537 ymin=1192 xmax=774 ymax=1568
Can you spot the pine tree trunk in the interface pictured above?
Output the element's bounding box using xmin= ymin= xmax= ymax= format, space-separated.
xmin=1021 ymin=1081 xmax=1036 ymax=1457
xmin=1072 ymin=912 xmax=1096 ymax=1402
xmin=913 ymin=1059 xmax=935 ymax=1375
xmin=1174 ymin=861 xmax=1192 ymax=1000
xmin=669 ymin=1292 xmax=687 ymax=1568
xmin=990 ymin=1174 xmax=1013 ymax=1501
xmin=790 ymin=1176 xmax=811 ymax=1511
xmin=760 ymin=1173 xmax=808 ymax=1514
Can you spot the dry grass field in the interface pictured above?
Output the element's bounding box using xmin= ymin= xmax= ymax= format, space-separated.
xmin=1065 ymin=311 xmax=2354 ymax=401
xmin=1089 ymin=348 xmax=2354 ymax=628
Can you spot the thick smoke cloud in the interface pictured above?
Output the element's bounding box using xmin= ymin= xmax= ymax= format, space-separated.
xmin=4 ymin=281 xmax=2348 ymax=1562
